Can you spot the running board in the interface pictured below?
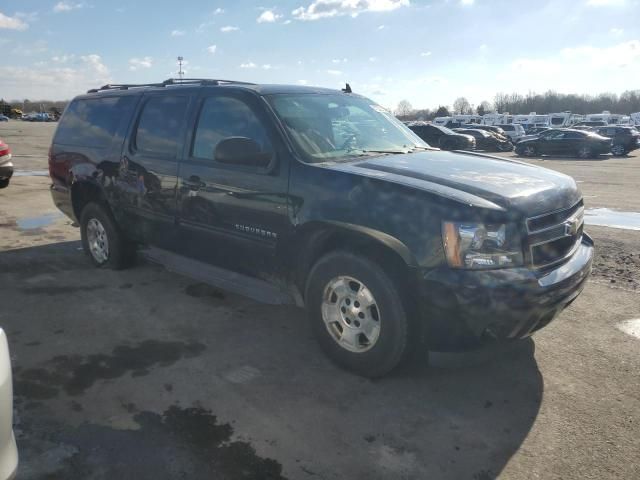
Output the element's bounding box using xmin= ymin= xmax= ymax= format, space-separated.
xmin=141 ymin=247 xmax=296 ymax=305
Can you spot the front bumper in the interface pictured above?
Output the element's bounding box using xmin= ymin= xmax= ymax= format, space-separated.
xmin=417 ymin=233 xmax=594 ymax=350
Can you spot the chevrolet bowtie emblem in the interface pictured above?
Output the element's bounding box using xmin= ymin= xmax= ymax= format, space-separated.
xmin=564 ymin=218 xmax=580 ymax=236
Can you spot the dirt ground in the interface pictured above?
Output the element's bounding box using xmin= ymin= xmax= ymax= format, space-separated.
xmin=1 ymin=121 xmax=639 ymax=479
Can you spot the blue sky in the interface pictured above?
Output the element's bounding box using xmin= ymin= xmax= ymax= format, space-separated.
xmin=1 ymin=0 xmax=639 ymax=110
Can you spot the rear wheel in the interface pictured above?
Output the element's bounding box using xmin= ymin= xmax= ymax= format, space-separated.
xmin=305 ymin=251 xmax=411 ymax=377
xmin=611 ymin=144 xmax=627 ymax=156
xmin=80 ymin=202 xmax=135 ymax=269
xmin=577 ymin=145 xmax=592 ymax=159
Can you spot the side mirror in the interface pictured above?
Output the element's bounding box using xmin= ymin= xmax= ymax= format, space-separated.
xmin=214 ymin=137 xmax=272 ymax=168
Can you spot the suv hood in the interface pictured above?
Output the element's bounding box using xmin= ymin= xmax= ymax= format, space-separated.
xmin=329 ymin=150 xmax=581 ymax=216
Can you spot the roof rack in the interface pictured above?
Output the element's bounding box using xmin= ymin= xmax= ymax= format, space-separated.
xmin=87 ymin=78 xmax=257 ymax=93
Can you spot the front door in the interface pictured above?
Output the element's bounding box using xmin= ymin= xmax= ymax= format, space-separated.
xmin=540 ymin=130 xmax=568 ymax=155
xmin=176 ymin=90 xmax=291 ymax=279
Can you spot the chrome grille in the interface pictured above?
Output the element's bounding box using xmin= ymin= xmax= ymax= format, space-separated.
xmin=527 ymin=200 xmax=584 ymax=268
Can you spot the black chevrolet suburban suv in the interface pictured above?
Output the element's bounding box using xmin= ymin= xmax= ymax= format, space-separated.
xmin=49 ymin=79 xmax=594 ymax=377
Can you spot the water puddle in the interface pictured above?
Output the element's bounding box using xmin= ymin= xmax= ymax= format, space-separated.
xmin=616 ymin=319 xmax=640 ymax=339
xmin=13 ymin=170 xmax=49 ymax=177
xmin=584 ymin=208 xmax=640 ymax=231
xmin=17 ymin=212 xmax=63 ymax=230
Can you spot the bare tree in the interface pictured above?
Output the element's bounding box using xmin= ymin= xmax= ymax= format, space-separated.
xmin=395 ymin=100 xmax=414 ymax=118
xmin=453 ymin=97 xmax=472 ymax=115
xmin=476 ymin=100 xmax=493 ymax=116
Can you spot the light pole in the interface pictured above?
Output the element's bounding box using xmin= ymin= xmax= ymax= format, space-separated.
xmin=177 ymin=56 xmax=184 ymax=80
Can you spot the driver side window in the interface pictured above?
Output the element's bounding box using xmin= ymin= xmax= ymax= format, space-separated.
xmin=192 ymin=96 xmax=273 ymax=161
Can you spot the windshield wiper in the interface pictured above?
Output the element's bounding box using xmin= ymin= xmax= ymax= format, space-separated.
xmin=347 ymin=148 xmax=411 ymax=155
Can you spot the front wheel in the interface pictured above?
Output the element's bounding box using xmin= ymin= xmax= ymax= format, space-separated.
xmin=0 ymin=178 xmax=9 ymax=189
xmin=80 ymin=202 xmax=136 ymax=269
xmin=305 ymin=251 xmax=411 ymax=377
xmin=519 ymin=144 xmax=537 ymax=157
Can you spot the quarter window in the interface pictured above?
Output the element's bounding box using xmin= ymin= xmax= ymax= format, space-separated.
xmin=192 ymin=96 xmax=273 ymax=161
xmin=134 ymin=96 xmax=189 ymax=156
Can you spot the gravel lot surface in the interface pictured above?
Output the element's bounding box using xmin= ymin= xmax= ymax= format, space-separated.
xmin=1 ymin=121 xmax=639 ymax=479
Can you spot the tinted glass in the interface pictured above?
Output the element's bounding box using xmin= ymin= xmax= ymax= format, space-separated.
xmin=55 ymin=96 xmax=137 ymax=147
xmin=192 ymin=96 xmax=273 ymax=160
xmin=134 ymin=95 xmax=189 ymax=156
xmin=564 ymin=131 xmax=585 ymax=139
xmin=268 ymin=93 xmax=427 ymax=162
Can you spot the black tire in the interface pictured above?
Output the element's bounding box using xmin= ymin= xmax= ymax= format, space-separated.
xmin=440 ymin=140 xmax=455 ymax=151
xmin=305 ymin=251 xmax=411 ymax=377
xmin=0 ymin=178 xmax=9 ymax=189
xmin=80 ymin=202 xmax=135 ymax=269
xmin=518 ymin=144 xmax=537 ymax=157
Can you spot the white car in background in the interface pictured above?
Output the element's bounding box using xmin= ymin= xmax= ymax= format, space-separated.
xmin=0 ymin=330 xmax=17 ymax=479
xmin=496 ymin=123 xmax=526 ymax=142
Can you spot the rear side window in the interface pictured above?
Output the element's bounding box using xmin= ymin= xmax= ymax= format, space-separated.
xmin=55 ymin=96 xmax=137 ymax=148
xmin=501 ymin=125 xmax=514 ymax=131
xmin=134 ymin=95 xmax=189 ymax=157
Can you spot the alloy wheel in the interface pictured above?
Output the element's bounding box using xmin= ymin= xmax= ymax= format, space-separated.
xmin=321 ymin=276 xmax=381 ymax=353
xmin=86 ymin=217 xmax=110 ymax=264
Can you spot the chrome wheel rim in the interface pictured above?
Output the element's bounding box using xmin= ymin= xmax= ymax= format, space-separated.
xmin=321 ymin=276 xmax=381 ymax=353
xmin=579 ymin=147 xmax=590 ymax=158
xmin=524 ymin=146 xmax=535 ymax=156
xmin=86 ymin=218 xmax=109 ymax=263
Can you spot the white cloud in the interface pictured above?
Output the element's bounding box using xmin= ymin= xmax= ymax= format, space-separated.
xmin=369 ymin=56 xmax=377 ymax=62
xmin=257 ymin=10 xmax=282 ymax=23
xmin=460 ymin=0 xmax=475 ymax=5
xmin=214 ymin=7 xmax=224 ymax=14
xmin=378 ymin=24 xmax=385 ymax=29
xmin=128 ymin=56 xmax=153 ymax=71
xmin=332 ymin=58 xmax=348 ymax=63
xmin=420 ymin=51 xmax=431 ymax=57
xmin=240 ymin=62 xmax=257 ymax=68
xmin=53 ymin=2 xmax=85 ymax=13
xmin=206 ymin=44 xmax=217 ymax=54
xmin=81 ymin=54 xmax=109 ymax=76
xmin=220 ymin=25 xmax=239 ymax=32
xmin=586 ymin=0 xmax=626 ymax=5
xmin=610 ymin=27 xmax=624 ymax=36
xmin=298 ymin=79 xmax=308 ymax=85
xmin=327 ymin=69 xmax=342 ymax=75
xmin=0 ymin=11 xmax=29 ymax=30
xmin=171 ymin=29 xmax=185 ymax=37
xmin=262 ymin=64 xmax=273 ymax=69
xmin=292 ymin=0 xmax=409 ymax=21
xmin=52 ymin=54 xmax=75 ymax=63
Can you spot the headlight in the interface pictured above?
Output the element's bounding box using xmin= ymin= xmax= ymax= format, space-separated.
xmin=442 ymin=221 xmax=523 ymax=269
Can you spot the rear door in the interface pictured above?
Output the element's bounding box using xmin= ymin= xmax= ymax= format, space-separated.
xmin=176 ymin=89 xmax=291 ymax=278
xmin=118 ymin=92 xmax=193 ymax=249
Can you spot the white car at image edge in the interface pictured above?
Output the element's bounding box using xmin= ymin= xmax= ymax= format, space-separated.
xmin=0 ymin=330 xmax=17 ymax=479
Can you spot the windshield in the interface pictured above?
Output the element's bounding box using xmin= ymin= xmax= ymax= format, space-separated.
xmin=267 ymin=93 xmax=428 ymax=163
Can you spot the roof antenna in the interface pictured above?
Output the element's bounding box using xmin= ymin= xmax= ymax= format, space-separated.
xmin=342 ymin=83 xmax=352 ymax=93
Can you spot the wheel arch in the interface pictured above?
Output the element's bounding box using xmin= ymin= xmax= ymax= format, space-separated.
xmin=70 ymin=178 xmax=109 ymax=221
xmin=289 ymin=221 xmax=417 ymax=300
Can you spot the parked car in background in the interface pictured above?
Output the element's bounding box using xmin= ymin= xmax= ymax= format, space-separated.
xmin=452 ymin=128 xmax=513 ymax=151
xmin=574 ymin=121 xmax=607 ymax=128
xmin=518 ymin=127 xmax=553 ymax=143
xmin=515 ymin=129 xmax=612 ymax=158
xmin=524 ymin=126 xmax=552 ymax=135
xmin=495 ymin=123 xmax=525 ymax=142
xmin=594 ymin=126 xmax=640 ymax=156
xmin=49 ymin=78 xmax=593 ymax=376
xmin=0 ymin=329 xmax=18 ymax=479
xmin=0 ymin=140 xmax=12 ymax=189
xmin=462 ymin=124 xmax=507 ymax=137
xmin=406 ymin=122 xmax=476 ymax=150
xmin=0 ymin=116 xmax=8 ymax=122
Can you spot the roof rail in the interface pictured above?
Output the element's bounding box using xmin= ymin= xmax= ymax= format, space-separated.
xmin=87 ymin=78 xmax=256 ymax=93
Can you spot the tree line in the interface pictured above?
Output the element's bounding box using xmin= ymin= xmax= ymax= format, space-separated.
xmin=396 ymin=90 xmax=640 ymax=121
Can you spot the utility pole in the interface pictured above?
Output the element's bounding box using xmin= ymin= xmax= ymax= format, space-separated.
xmin=177 ymin=56 xmax=184 ymax=80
